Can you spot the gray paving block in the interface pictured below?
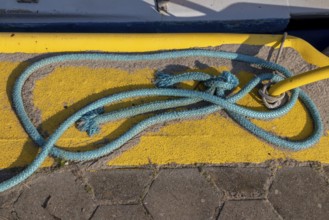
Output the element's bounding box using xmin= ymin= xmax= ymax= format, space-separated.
xmin=0 ymin=190 xmax=20 ymax=210
xmin=218 ymin=200 xmax=280 ymax=220
xmin=0 ymin=171 xmax=21 ymax=209
xmin=204 ymin=167 xmax=270 ymax=199
xmin=144 ymin=168 xmax=221 ymax=220
xmin=14 ymin=171 xmax=95 ymax=220
xmin=324 ymin=166 xmax=329 ymax=177
xmin=86 ymin=169 xmax=153 ymax=203
xmin=91 ymin=205 xmax=151 ymax=220
xmin=0 ymin=209 xmax=15 ymax=220
xmin=269 ymin=167 xmax=329 ymax=220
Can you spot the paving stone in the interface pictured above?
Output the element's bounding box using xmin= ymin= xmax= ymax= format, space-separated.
xmin=91 ymin=205 xmax=151 ymax=220
xmin=0 ymin=171 xmax=21 ymax=209
xmin=0 ymin=209 xmax=15 ymax=220
xmin=86 ymin=169 xmax=153 ymax=203
xmin=269 ymin=167 xmax=329 ymax=220
xmin=204 ymin=167 xmax=270 ymax=199
xmin=144 ymin=168 xmax=221 ymax=220
xmin=14 ymin=171 xmax=95 ymax=220
xmin=324 ymin=166 xmax=329 ymax=177
xmin=218 ymin=200 xmax=280 ymax=220
xmin=0 ymin=190 xmax=20 ymax=210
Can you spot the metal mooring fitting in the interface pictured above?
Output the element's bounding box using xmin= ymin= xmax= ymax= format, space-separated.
xmin=259 ymin=82 xmax=288 ymax=109
xmin=259 ymin=32 xmax=289 ymax=110
xmin=155 ymin=0 xmax=170 ymax=14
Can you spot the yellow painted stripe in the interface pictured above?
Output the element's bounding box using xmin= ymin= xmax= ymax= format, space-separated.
xmin=0 ymin=33 xmax=328 ymax=168
xmin=1 ymin=33 xmax=284 ymax=53
xmin=2 ymin=32 xmax=328 ymax=66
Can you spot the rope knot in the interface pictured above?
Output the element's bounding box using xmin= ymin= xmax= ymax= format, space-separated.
xmin=203 ymin=71 xmax=239 ymax=97
xmin=76 ymin=107 xmax=104 ymax=136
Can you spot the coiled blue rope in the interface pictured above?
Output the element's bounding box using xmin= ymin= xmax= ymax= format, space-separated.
xmin=2 ymin=49 xmax=323 ymax=192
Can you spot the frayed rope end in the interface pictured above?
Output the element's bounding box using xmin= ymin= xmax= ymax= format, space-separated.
xmin=154 ymin=72 xmax=174 ymax=88
xmin=221 ymin=71 xmax=239 ymax=88
xmin=76 ymin=107 xmax=104 ymax=136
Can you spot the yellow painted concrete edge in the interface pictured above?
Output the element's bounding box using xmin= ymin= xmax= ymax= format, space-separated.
xmin=1 ymin=33 xmax=329 ymax=167
xmin=1 ymin=33 xmax=329 ymax=67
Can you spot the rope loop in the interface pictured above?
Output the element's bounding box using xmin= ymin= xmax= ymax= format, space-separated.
xmin=258 ymin=82 xmax=288 ymax=109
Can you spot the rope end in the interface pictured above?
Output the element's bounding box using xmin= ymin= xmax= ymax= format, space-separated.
xmin=154 ymin=72 xmax=174 ymax=88
xmin=76 ymin=107 xmax=104 ymax=136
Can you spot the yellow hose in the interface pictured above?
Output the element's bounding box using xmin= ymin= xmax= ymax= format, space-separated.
xmin=269 ymin=66 xmax=329 ymax=96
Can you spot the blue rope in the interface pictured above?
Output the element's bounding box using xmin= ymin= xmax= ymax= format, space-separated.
xmin=2 ymin=49 xmax=323 ymax=192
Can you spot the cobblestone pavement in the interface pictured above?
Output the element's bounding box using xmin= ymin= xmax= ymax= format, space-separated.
xmin=0 ymin=160 xmax=329 ymax=220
